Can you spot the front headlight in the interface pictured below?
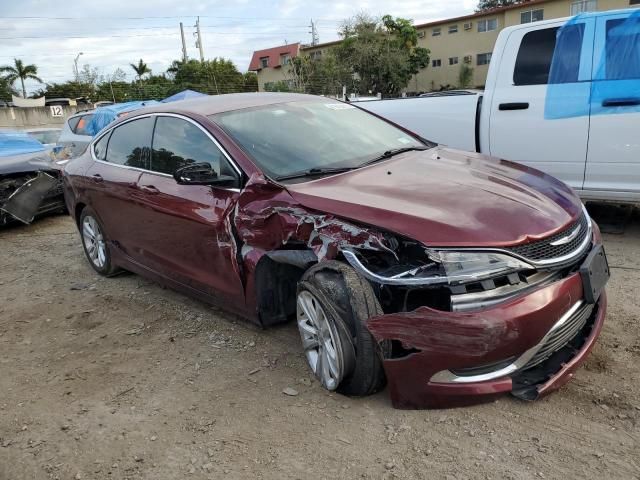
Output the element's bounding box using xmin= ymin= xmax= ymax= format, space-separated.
xmin=342 ymin=248 xmax=533 ymax=286
xmin=427 ymin=250 xmax=534 ymax=285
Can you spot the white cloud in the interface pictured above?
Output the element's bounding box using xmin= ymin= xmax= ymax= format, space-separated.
xmin=0 ymin=0 xmax=478 ymax=94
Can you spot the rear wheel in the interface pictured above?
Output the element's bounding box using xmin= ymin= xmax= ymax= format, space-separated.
xmin=296 ymin=261 xmax=386 ymax=396
xmin=79 ymin=207 xmax=119 ymax=276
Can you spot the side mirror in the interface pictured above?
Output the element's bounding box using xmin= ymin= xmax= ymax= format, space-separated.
xmin=173 ymin=162 xmax=238 ymax=188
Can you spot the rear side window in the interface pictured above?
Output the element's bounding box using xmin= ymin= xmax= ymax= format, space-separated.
xmin=151 ymin=117 xmax=228 ymax=175
xmin=68 ymin=116 xmax=81 ymax=132
xmin=105 ymin=117 xmax=153 ymax=169
xmin=70 ymin=114 xmax=95 ymax=135
xmin=514 ymin=24 xmax=584 ymax=85
xmin=93 ymin=132 xmax=110 ymax=161
xmin=604 ymin=18 xmax=640 ymax=80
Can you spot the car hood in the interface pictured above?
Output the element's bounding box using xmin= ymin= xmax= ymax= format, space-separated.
xmin=0 ymin=151 xmax=59 ymax=176
xmin=285 ymin=147 xmax=583 ymax=247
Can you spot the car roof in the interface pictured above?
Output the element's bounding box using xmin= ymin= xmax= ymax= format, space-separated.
xmin=134 ymin=92 xmax=325 ymax=117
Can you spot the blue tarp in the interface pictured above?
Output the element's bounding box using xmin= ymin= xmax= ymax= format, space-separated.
xmin=85 ymin=100 xmax=160 ymax=136
xmin=546 ymin=9 xmax=640 ymax=119
xmin=0 ymin=131 xmax=46 ymax=157
xmin=161 ymin=89 xmax=207 ymax=103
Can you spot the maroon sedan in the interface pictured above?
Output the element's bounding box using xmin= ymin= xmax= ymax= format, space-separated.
xmin=62 ymin=93 xmax=609 ymax=409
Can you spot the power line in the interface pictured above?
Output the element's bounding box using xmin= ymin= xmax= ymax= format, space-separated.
xmin=0 ymin=15 xmax=343 ymax=21
xmin=0 ymin=30 xmax=334 ymax=40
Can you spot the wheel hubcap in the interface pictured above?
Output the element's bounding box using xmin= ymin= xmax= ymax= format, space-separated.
xmin=296 ymin=290 xmax=344 ymax=390
xmin=82 ymin=215 xmax=106 ymax=269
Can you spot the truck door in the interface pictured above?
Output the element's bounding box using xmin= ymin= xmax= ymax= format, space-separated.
xmin=584 ymin=10 xmax=640 ymax=201
xmin=489 ymin=18 xmax=595 ymax=190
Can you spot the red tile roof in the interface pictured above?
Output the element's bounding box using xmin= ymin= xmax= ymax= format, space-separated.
xmin=248 ymin=43 xmax=300 ymax=71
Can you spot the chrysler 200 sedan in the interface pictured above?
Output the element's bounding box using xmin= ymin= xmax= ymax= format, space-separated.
xmin=62 ymin=93 xmax=609 ymax=409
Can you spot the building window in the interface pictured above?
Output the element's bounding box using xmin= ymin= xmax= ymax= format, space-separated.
xmin=310 ymin=50 xmax=322 ymax=61
xmin=478 ymin=18 xmax=498 ymax=32
xmin=631 ymin=0 xmax=640 ymax=4
xmin=477 ymin=52 xmax=492 ymax=65
xmin=449 ymin=57 xmax=459 ymax=65
xmin=449 ymin=25 xmax=458 ymax=34
xmin=570 ymin=0 xmax=597 ymax=14
xmin=521 ymin=9 xmax=544 ymax=23
xmin=432 ymin=59 xmax=442 ymax=67
xmin=433 ymin=27 xmax=441 ymax=36
xmin=260 ymin=57 xmax=269 ymax=68
xmin=280 ymin=54 xmax=291 ymax=66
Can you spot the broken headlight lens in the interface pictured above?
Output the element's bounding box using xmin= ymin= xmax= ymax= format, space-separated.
xmin=428 ymin=250 xmax=534 ymax=285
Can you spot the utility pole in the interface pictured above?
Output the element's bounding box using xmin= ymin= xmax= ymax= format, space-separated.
xmin=74 ymin=52 xmax=83 ymax=81
xmin=180 ymin=22 xmax=188 ymax=62
xmin=309 ymin=19 xmax=319 ymax=46
xmin=194 ymin=17 xmax=205 ymax=63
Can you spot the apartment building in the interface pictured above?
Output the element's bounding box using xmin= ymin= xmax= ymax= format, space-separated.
xmin=248 ymin=43 xmax=300 ymax=91
xmin=249 ymin=0 xmax=639 ymax=93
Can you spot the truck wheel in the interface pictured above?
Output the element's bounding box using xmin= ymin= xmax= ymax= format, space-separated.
xmin=296 ymin=261 xmax=386 ymax=396
xmin=79 ymin=207 xmax=120 ymax=276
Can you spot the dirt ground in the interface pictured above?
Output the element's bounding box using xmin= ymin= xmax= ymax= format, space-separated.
xmin=1 ymin=210 xmax=638 ymax=480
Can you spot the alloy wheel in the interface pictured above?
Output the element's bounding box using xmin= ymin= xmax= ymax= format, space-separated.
xmin=82 ymin=215 xmax=107 ymax=269
xmin=296 ymin=290 xmax=345 ymax=390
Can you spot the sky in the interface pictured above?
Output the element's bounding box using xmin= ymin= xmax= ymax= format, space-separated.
xmin=0 ymin=0 xmax=478 ymax=95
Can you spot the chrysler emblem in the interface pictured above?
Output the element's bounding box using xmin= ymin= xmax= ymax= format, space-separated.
xmin=550 ymin=225 xmax=581 ymax=246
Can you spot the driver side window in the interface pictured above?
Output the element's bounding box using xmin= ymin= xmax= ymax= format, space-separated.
xmin=150 ymin=116 xmax=233 ymax=177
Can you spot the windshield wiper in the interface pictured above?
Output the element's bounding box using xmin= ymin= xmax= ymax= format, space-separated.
xmin=275 ymin=167 xmax=356 ymax=182
xmin=359 ymin=146 xmax=430 ymax=168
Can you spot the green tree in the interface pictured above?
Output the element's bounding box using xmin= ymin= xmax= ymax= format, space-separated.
xmin=332 ymin=14 xmax=430 ymax=96
xmin=168 ymin=58 xmax=244 ymax=95
xmin=476 ymin=0 xmax=522 ymax=12
xmin=243 ymin=72 xmax=258 ymax=92
xmin=0 ymin=58 xmax=43 ymax=98
xmin=305 ymin=51 xmax=352 ymax=96
xmin=458 ymin=63 xmax=474 ymax=88
xmin=0 ymin=75 xmax=16 ymax=101
xmin=130 ymin=59 xmax=151 ymax=81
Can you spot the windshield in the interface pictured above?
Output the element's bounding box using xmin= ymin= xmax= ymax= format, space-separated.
xmin=209 ymin=99 xmax=426 ymax=180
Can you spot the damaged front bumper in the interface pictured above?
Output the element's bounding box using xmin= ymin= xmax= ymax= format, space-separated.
xmin=0 ymin=171 xmax=64 ymax=225
xmin=365 ymin=268 xmax=607 ymax=410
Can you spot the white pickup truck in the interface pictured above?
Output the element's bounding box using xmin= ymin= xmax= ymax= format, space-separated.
xmin=357 ymin=8 xmax=640 ymax=204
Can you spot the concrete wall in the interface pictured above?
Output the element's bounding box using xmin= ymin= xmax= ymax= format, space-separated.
xmin=0 ymin=105 xmax=87 ymax=130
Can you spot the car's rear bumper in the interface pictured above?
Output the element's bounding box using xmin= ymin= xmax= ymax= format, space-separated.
xmin=366 ymin=270 xmax=607 ymax=409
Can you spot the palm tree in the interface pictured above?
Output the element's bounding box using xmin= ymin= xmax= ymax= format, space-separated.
xmin=0 ymin=58 xmax=43 ymax=98
xmin=130 ymin=59 xmax=151 ymax=81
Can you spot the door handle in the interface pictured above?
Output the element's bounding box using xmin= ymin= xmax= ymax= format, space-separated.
xmin=602 ymin=98 xmax=640 ymax=108
xmin=499 ymin=102 xmax=529 ymax=111
xmin=139 ymin=185 xmax=160 ymax=194
xmin=91 ymin=174 xmax=103 ymax=183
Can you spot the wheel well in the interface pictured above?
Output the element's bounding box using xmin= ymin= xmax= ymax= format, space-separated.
xmin=254 ymin=249 xmax=317 ymax=327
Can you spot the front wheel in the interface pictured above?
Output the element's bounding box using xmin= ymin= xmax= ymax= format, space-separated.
xmin=296 ymin=261 xmax=386 ymax=396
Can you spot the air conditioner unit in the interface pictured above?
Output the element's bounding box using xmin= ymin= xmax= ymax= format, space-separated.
xmin=464 ymin=22 xmax=473 ymax=30
xmin=417 ymin=31 xmax=426 ymax=38
xmin=464 ymin=55 xmax=473 ymax=64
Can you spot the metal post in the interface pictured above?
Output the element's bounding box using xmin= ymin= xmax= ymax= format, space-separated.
xmin=196 ymin=17 xmax=205 ymax=63
xmin=74 ymin=52 xmax=83 ymax=82
xmin=180 ymin=22 xmax=188 ymax=62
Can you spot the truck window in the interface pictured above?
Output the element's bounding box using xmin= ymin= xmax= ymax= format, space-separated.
xmin=604 ymin=18 xmax=640 ymax=80
xmin=514 ymin=24 xmax=584 ymax=86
